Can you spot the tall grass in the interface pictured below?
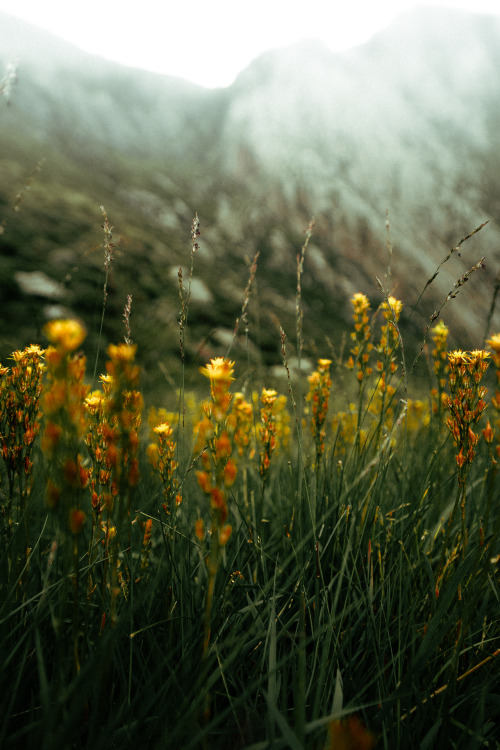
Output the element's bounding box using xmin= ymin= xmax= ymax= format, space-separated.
xmin=0 ymin=215 xmax=499 ymax=750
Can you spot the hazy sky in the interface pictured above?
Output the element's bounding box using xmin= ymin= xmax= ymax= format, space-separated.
xmin=1 ymin=0 xmax=500 ymax=87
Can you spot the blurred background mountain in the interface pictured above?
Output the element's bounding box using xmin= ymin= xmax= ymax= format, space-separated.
xmin=1 ymin=6 xmax=499 ymax=398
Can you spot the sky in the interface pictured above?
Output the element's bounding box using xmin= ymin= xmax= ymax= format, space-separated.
xmin=1 ymin=0 xmax=500 ymax=88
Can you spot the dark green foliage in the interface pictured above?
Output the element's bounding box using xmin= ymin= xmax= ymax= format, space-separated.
xmin=1 ymin=389 xmax=499 ymax=748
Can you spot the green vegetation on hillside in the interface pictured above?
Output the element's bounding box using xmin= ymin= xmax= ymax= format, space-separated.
xmin=0 ymin=228 xmax=499 ymax=746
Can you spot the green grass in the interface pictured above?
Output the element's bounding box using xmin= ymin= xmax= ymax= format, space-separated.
xmin=0 ymin=183 xmax=499 ymax=749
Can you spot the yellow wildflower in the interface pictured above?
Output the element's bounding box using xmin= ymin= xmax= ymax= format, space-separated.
xmin=199 ymin=357 xmax=235 ymax=381
xmin=486 ymin=333 xmax=500 ymax=352
xmin=44 ymin=319 xmax=86 ymax=352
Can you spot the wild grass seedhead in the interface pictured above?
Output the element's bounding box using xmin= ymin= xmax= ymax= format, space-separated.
xmin=227 ymin=250 xmax=260 ymax=358
xmin=414 ymin=220 xmax=489 ymax=309
xmin=409 ymin=221 xmax=489 ymax=377
xmin=12 ymin=159 xmax=46 ymax=216
xmin=296 ymin=217 xmax=314 ymax=364
xmin=101 ymin=205 xmax=115 ymax=275
xmin=123 ymin=294 xmax=133 ymax=345
xmin=92 ymin=206 xmax=118 ymax=386
xmin=178 ymin=213 xmax=200 ymax=337
xmin=411 ymin=254 xmax=488 ymax=376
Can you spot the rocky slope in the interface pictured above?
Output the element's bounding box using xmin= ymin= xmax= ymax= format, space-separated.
xmin=0 ymin=6 xmax=498 ymax=396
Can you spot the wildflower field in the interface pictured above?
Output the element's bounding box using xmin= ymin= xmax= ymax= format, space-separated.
xmin=0 ymin=216 xmax=499 ymax=750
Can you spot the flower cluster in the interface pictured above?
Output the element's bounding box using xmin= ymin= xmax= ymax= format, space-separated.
xmin=42 ymin=320 xmax=90 ymax=533
xmin=369 ymin=381 xmax=397 ymax=431
xmin=444 ymin=350 xmax=490 ymax=472
xmin=104 ymin=344 xmax=143 ymax=490
xmin=151 ymin=422 xmax=179 ymax=514
xmin=195 ymin=358 xmax=236 ymax=665
xmin=85 ymin=387 xmax=114 ymax=517
xmin=85 ymin=356 xmax=142 ymax=516
xmin=405 ymin=398 xmax=430 ymax=434
xmin=346 ymin=293 xmax=373 ymax=383
xmin=0 ymin=345 xmax=45 ymax=498
xmin=195 ymin=358 xmax=236 ymax=546
xmin=228 ymin=392 xmax=255 ymax=459
xmin=43 ymin=319 xmax=86 ymax=353
xmin=332 ymin=405 xmax=368 ymax=456
xmin=258 ymin=388 xmax=279 ymax=480
xmin=0 ymin=344 xmax=45 ymax=575
xmin=307 ymin=358 xmax=332 ymax=458
xmin=430 ymin=320 xmax=450 ymax=417
xmin=487 ymin=333 xmax=500 ymax=455
xmin=84 ymin=345 xmax=143 ymax=621
xmin=376 ymin=296 xmax=403 ymax=390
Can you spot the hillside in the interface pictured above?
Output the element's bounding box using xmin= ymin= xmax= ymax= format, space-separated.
xmin=0 ymin=6 xmax=499 ymax=397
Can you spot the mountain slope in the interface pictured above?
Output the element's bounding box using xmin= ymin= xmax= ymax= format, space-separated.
xmin=0 ymin=7 xmax=499 ymax=396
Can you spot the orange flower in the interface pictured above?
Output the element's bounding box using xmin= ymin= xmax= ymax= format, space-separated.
xmin=351 ymin=292 xmax=370 ymax=313
xmin=215 ymin=432 xmax=232 ymax=459
xmin=154 ymin=422 xmax=174 ymax=439
xmin=456 ymin=447 xmax=466 ymax=468
xmin=63 ymin=458 xmax=79 ymax=487
xmin=69 ymin=508 xmax=86 ymax=535
xmin=487 ymin=333 xmax=500 ymax=353
xmin=318 ymin=358 xmax=332 ymax=372
xmin=44 ymin=382 xmax=67 ymax=414
xmin=199 ymin=357 xmax=234 ymax=381
xmin=195 ymin=518 xmax=205 ymax=541
xmin=46 ymin=479 xmax=61 ymax=509
xmin=147 ymin=442 xmax=159 ymax=469
xmin=24 ymin=427 xmax=36 ymax=446
xmin=128 ymin=458 xmax=140 ymax=486
xmin=482 ymin=421 xmax=494 ymax=444
xmin=223 ymin=458 xmax=237 ymax=487
xmin=142 ymin=518 xmax=153 ymax=545
xmin=196 ymin=470 xmax=212 ymax=494
xmin=85 ymin=392 xmax=104 ymax=415
xmin=381 ymin=295 xmax=402 ymax=318
xmin=44 ymin=346 xmax=63 ymax=368
xmin=261 ymin=388 xmax=278 ymax=405
xmin=107 ymin=343 xmax=137 ymax=363
xmin=325 ymin=715 xmax=375 ymax=750
xmin=210 ymin=486 xmax=225 ymax=510
xmin=219 ymin=524 xmax=232 ymax=546
xmin=44 ymin=319 xmax=86 ymax=352
xmin=79 ymin=464 xmax=90 ymax=489
xmin=42 ymin=421 xmax=63 ymax=454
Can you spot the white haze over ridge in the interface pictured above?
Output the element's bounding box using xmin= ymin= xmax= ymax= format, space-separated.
xmin=1 ymin=0 xmax=500 ymax=87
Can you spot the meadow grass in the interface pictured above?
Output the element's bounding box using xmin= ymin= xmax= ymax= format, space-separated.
xmin=0 ymin=214 xmax=499 ymax=750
